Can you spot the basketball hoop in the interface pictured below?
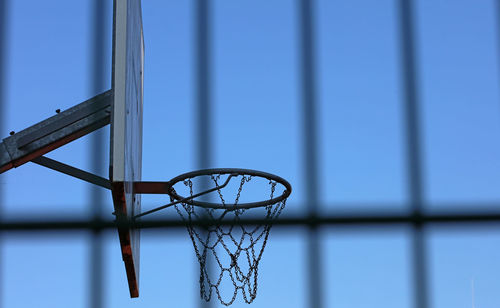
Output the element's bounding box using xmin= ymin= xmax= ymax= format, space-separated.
xmin=139 ymin=168 xmax=291 ymax=305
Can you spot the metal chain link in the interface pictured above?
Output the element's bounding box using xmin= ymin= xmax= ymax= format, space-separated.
xmin=234 ymin=175 xmax=252 ymax=206
xmin=210 ymin=174 xmax=226 ymax=207
xmin=172 ymin=173 xmax=286 ymax=306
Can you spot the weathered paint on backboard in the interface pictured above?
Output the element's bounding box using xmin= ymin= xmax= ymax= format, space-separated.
xmin=110 ymin=0 xmax=144 ymax=298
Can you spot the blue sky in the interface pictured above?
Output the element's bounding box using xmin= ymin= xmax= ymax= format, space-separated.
xmin=2 ymin=0 xmax=500 ymax=307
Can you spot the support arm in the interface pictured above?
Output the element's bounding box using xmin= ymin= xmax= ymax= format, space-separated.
xmin=133 ymin=174 xmax=236 ymax=219
xmin=31 ymin=156 xmax=111 ymax=189
xmin=0 ymin=90 xmax=112 ymax=173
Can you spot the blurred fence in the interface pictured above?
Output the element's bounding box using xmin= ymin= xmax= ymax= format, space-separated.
xmin=1 ymin=1 xmax=500 ymax=308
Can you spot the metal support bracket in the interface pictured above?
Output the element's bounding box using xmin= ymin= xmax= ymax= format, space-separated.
xmin=132 ymin=174 xmax=236 ymax=219
xmin=31 ymin=156 xmax=111 ymax=190
xmin=0 ymin=90 xmax=112 ymax=173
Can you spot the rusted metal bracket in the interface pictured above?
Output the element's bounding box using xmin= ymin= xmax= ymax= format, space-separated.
xmin=133 ymin=174 xmax=235 ymax=219
xmin=133 ymin=181 xmax=170 ymax=194
xmin=0 ymin=90 xmax=112 ymax=173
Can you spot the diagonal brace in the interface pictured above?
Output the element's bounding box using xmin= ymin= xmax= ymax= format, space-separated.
xmin=32 ymin=156 xmax=111 ymax=190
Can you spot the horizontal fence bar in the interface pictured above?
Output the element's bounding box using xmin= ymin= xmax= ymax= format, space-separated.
xmin=1 ymin=212 xmax=500 ymax=231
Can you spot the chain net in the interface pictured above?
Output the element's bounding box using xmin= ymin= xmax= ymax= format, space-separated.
xmin=171 ymin=174 xmax=286 ymax=306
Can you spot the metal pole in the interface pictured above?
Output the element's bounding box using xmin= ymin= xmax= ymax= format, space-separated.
xmin=89 ymin=1 xmax=107 ymax=307
xmin=299 ymin=0 xmax=322 ymax=307
xmin=3 ymin=211 xmax=500 ymax=231
xmin=0 ymin=1 xmax=7 ymax=307
xmin=196 ymin=0 xmax=212 ymax=172
xmin=195 ymin=0 xmax=212 ymax=307
xmin=398 ymin=1 xmax=428 ymax=307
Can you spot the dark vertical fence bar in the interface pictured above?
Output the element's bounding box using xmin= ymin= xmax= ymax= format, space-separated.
xmin=398 ymin=1 xmax=428 ymax=308
xmin=195 ymin=0 xmax=212 ymax=172
xmin=0 ymin=1 xmax=6 ymax=307
xmin=299 ymin=0 xmax=322 ymax=307
xmin=195 ymin=0 xmax=212 ymax=307
xmin=497 ymin=0 xmax=500 ymax=90
xmin=89 ymin=1 xmax=107 ymax=307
